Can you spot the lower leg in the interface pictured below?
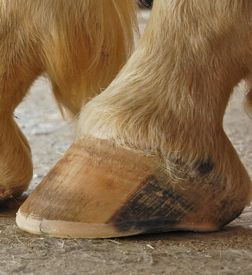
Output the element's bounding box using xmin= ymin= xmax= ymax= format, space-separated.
xmin=0 ymin=64 xmax=40 ymax=199
xmin=0 ymin=68 xmax=38 ymax=198
xmin=0 ymin=117 xmax=32 ymax=199
xmin=75 ymin=0 xmax=252 ymax=225
xmin=0 ymin=5 xmax=42 ymax=199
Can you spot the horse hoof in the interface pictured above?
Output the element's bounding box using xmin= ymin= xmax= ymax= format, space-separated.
xmin=16 ymin=138 xmax=245 ymax=238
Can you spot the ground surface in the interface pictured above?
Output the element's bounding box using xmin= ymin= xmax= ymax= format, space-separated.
xmin=1 ymin=11 xmax=252 ymax=275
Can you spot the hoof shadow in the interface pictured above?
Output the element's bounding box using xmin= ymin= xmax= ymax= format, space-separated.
xmin=0 ymin=194 xmax=28 ymax=218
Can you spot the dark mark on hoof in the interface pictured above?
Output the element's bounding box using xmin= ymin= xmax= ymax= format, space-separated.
xmin=197 ymin=159 xmax=214 ymax=175
xmin=110 ymin=175 xmax=194 ymax=232
xmin=138 ymin=0 xmax=153 ymax=9
xmin=217 ymin=200 xmax=244 ymax=228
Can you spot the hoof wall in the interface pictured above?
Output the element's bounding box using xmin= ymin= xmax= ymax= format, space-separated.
xmin=16 ymin=212 xmax=142 ymax=238
xmin=16 ymin=211 xmax=218 ymax=239
xmin=16 ymin=139 xmax=228 ymax=238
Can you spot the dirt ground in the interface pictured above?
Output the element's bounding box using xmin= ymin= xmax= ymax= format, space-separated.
xmin=1 ymin=11 xmax=252 ymax=275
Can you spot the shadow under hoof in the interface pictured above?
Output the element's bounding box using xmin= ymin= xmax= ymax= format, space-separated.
xmin=0 ymin=194 xmax=28 ymax=217
xmin=122 ymin=224 xmax=252 ymax=243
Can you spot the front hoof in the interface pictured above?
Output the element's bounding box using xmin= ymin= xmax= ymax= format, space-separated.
xmin=16 ymin=138 xmax=247 ymax=238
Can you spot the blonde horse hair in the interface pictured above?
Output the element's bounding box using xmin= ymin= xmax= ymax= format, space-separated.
xmin=0 ymin=0 xmax=137 ymax=199
xmin=0 ymin=0 xmax=137 ymax=115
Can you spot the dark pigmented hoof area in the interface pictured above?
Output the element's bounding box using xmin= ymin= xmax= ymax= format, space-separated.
xmin=196 ymin=159 xmax=214 ymax=175
xmin=217 ymin=201 xmax=244 ymax=229
xmin=110 ymin=175 xmax=194 ymax=233
xmin=138 ymin=0 xmax=153 ymax=9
